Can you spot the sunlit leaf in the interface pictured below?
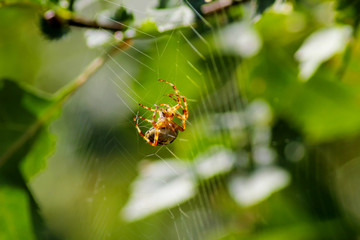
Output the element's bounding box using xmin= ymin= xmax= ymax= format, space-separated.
xmin=295 ymin=26 xmax=352 ymax=81
xmin=228 ymin=167 xmax=290 ymax=207
xmin=84 ymin=29 xmax=112 ymax=48
xmin=121 ymin=160 xmax=195 ymax=221
xmin=195 ymin=146 xmax=235 ymax=179
xmin=219 ymin=22 xmax=262 ymax=58
xmin=147 ymin=5 xmax=195 ymax=32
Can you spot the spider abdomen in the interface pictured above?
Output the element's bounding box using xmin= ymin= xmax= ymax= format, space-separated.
xmin=145 ymin=127 xmax=178 ymax=146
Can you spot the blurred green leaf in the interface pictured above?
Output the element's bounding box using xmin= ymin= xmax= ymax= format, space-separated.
xmin=241 ymin=12 xmax=360 ymax=143
xmin=222 ymin=220 xmax=348 ymax=240
xmin=20 ymin=126 xmax=56 ymax=181
xmin=295 ymin=26 xmax=352 ymax=80
xmin=0 ymin=0 xmax=42 ymax=4
xmin=0 ymin=79 xmax=55 ymax=181
xmin=245 ymin=49 xmax=360 ymax=142
xmin=0 ymin=185 xmax=36 ymax=240
xmin=0 ymin=7 xmax=42 ymax=85
xmin=336 ymin=0 xmax=360 ymax=26
xmin=157 ymin=0 xmax=171 ymax=9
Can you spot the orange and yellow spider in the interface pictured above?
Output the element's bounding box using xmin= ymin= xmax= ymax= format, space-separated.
xmin=133 ymin=79 xmax=188 ymax=146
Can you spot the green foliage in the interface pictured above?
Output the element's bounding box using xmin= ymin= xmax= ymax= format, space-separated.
xmin=0 ymin=7 xmax=42 ymax=85
xmin=0 ymin=79 xmax=56 ymax=237
xmin=20 ymin=127 xmax=56 ymax=181
xmin=336 ymin=0 xmax=360 ymax=28
xmin=0 ymin=186 xmax=36 ymax=240
xmin=0 ymin=80 xmax=54 ymax=179
xmin=2 ymin=0 xmax=360 ymax=239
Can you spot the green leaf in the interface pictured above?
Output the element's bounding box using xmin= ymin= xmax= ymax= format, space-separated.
xmin=20 ymin=126 xmax=56 ymax=181
xmin=0 ymin=79 xmax=55 ymax=181
xmin=0 ymin=79 xmax=58 ymax=238
xmin=221 ymin=220 xmax=349 ymax=240
xmin=245 ymin=46 xmax=360 ymax=142
xmin=336 ymin=0 xmax=360 ymax=26
xmin=290 ymin=78 xmax=360 ymax=142
xmin=0 ymin=0 xmax=43 ymax=4
xmin=0 ymin=7 xmax=42 ymax=85
xmin=337 ymin=0 xmax=360 ymax=10
xmin=0 ymin=185 xmax=36 ymax=240
xmin=121 ymin=159 xmax=195 ymax=221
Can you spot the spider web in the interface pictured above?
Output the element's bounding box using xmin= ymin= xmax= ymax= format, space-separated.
xmin=31 ymin=1 xmax=287 ymax=240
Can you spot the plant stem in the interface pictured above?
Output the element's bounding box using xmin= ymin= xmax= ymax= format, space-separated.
xmin=56 ymin=39 xmax=132 ymax=101
xmin=0 ymin=39 xmax=132 ymax=169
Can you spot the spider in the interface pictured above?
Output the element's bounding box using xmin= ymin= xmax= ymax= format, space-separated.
xmin=133 ymin=79 xmax=188 ymax=146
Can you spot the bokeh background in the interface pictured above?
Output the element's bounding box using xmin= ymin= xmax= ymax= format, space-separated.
xmin=2 ymin=0 xmax=360 ymax=239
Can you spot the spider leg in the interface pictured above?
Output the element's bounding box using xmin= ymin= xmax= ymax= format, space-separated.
xmin=133 ymin=117 xmax=158 ymax=146
xmin=173 ymin=121 xmax=185 ymax=132
xmin=160 ymin=103 xmax=182 ymax=113
xmin=152 ymin=127 xmax=160 ymax=146
xmin=151 ymin=105 xmax=159 ymax=128
xmin=173 ymin=112 xmax=187 ymax=131
xmin=138 ymin=116 xmax=152 ymax=123
xmin=164 ymin=94 xmax=184 ymax=110
xmin=158 ymin=79 xmax=181 ymax=104
xmin=164 ymin=94 xmax=178 ymax=103
xmin=139 ymin=103 xmax=156 ymax=112
xmin=166 ymin=94 xmax=188 ymax=120
xmin=162 ymin=94 xmax=188 ymax=128
xmin=176 ymin=96 xmax=188 ymax=130
xmin=181 ymin=96 xmax=189 ymax=119
xmin=160 ymin=103 xmax=171 ymax=108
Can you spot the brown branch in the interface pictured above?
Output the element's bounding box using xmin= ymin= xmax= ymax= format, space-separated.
xmin=201 ymin=0 xmax=250 ymax=15
xmin=68 ymin=16 xmax=125 ymax=31
xmin=43 ymin=10 xmax=126 ymax=32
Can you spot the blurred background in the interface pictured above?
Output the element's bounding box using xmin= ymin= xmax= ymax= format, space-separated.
xmin=2 ymin=0 xmax=360 ymax=239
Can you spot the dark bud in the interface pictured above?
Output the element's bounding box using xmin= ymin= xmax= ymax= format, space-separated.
xmin=111 ymin=7 xmax=134 ymax=27
xmin=40 ymin=10 xmax=70 ymax=40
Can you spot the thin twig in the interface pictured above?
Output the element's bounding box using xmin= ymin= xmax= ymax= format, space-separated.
xmin=68 ymin=16 xmax=125 ymax=31
xmin=0 ymin=39 xmax=132 ymax=168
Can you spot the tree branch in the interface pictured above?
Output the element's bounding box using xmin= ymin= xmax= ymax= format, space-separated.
xmin=68 ymin=16 xmax=125 ymax=31
xmin=201 ymin=0 xmax=250 ymax=15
